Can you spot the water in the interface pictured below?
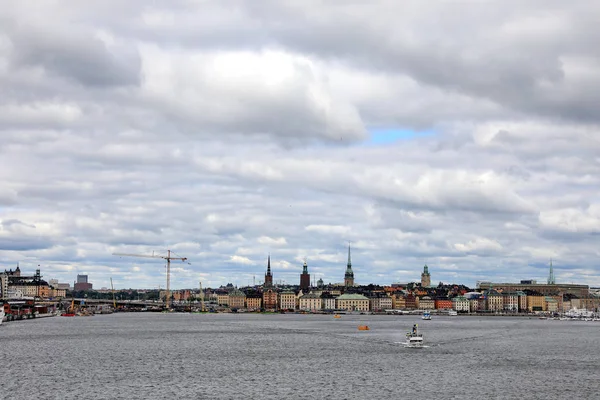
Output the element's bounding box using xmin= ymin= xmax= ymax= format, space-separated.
xmin=1 ymin=314 xmax=598 ymax=399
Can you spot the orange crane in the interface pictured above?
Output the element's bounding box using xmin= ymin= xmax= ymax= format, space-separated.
xmin=112 ymin=250 xmax=189 ymax=309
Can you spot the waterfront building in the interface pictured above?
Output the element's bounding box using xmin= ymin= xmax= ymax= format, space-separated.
xmin=264 ymin=255 xmax=273 ymax=288
xmin=321 ymin=292 xmax=337 ymax=310
xmin=545 ymin=296 xmax=558 ymax=312
xmin=216 ymin=290 xmax=229 ymax=306
xmin=228 ymin=288 xmax=246 ymax=309
xmin=300 ymin=259 xmax=310 ymax=290
xmin=434 ymin=298 xmax=453 ymax=310
xmin=336 ymin=293 xmax=369 ymax=312
xmin=245 ymin=293 xmax=262 ymax=311
xmin=392 ymin=293 xmax=406 ymax=310
xmin=416 ymin=296 xmax=435 ymax=310
xmin=502 ymin=292 xmax=519 ymax=312
xmin=279 ymin=289 xmax=297 ymax=311
xmin=483 ymin=289 xmax=503 ymax=312
xmin=516 ymin=291 xmax=528 ymax=312
xmin=477 ymin=282 xmax=589 ymax=298
xmin=263 ymin=288 xmax=277 ymax=310
xmin=452 ymin=296 xmax=470 ymax=312
xmin=469 ymin=297 xmax=481 ymax=313
xmin=404 ymin=293 xmax=417 ymax=309
xmin=299 ymin=292 xmax=322 ymax=312
xmin=368 ymin=293 xmax=392 ymax=312
xmin=527 ymin=294 xmax=546 ymax=312
xmin=344 ymin=244 xmax=355 ymax=287
xmin=421 ymin=265 xmax=431 ymax=287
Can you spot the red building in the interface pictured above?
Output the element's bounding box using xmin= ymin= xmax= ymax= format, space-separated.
xmin=435 ymin=298 xmax=453 ymax=310
xmin=299 ymin=260 xmax=310 ymax=290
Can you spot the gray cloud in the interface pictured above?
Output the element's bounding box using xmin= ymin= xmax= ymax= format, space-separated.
xmin=0 ymin=1 xmax=599 ymax=288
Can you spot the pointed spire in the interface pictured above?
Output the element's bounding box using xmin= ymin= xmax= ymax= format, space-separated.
xmin=267 ymin=254 xmax=272 ymax=276
xmin=548 ymin=259 xmax=555 ymax=284
xmin=347 ymin=243 xmax=352 ymax=268
xmin=302 ymin=257 xmax=308 ymax=274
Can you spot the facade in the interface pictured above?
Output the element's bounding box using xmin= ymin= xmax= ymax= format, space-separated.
xmin=300 ymin=260 xmax=310 ymax=291
xmin=264 ymin=255 xmax=273 ymax=288
xmin=216 ymin=291 xmax=229 ymax=306
xmin=279 ymin=290 xmax=297 ymax=310
xmin=404 ymin=294 xmax=417 ymax=309
xmin=263 ymin=288 xmax=277 ymax=310
xmin=452 ymin=296 xmax=470 ymax=312
xmin=321 ymin=293 xmax=337 ymax=310
xmin=299 ymin=293 xmax=322 ymax=312
xmin=368 ymin=293 xmax=392 ymax=312
xmin=421 ymin=265 xmax=431 ymax=287
xmin=417 ymin=296 xmax=435 ymax=310
xmin=527 ymin=295 xmax=546 ymax=312
xmin=336 ymin=293 xmax=369 ymax=311
xmin=502 ymin=292 xmax=519 ymax=312
xmin=434 ymin=298 xmax=453 ymax=310
xmin=74 ymin=274 xmax=93 ymax=291
xmin=478 ymin=282 xmax=589 ymax=298
xmin=245 ymin=294 xmax=262 ymax=310
xmin=344 ymin=245 xmax=355 ymax=287
xmin=483 ymin=289 xmax=503 ymax=312
xmin=392 ymin=293 xmax=406 ymax=310
xmin=228 ymin=288 xmax=246 ymax=309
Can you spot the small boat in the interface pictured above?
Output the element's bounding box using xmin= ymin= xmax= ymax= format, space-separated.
xmin=448 ymin=310 xmax=458 ymax=316
xmin=405 ymin=324 xmax=424 ymax=348
xmin=358 ymin=325 xmax=370 ymax=331
xmin=61 ymin=313 xmax=76 ymax=317
xmin=422 ymin=311 xmax=431 ymax=320
xmin=0 ymin=306 xmax=4 ymax=325
xmin=334 ymin=314 xmax=341 ymax=319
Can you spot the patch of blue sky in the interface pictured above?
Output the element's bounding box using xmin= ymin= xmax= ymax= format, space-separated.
xmin=367 ymin=128 xmax=433 ymax=145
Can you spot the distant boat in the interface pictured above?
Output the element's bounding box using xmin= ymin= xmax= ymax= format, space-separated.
xmin=0 ymin=306 xmax=4 ymax=325
xmin=422 ymin=311 xmax=431 ymax=320
xmin=448 ymin=310 xmax=458 ymax=316
xmin=405 ymin=324 xmax=424 ymax=348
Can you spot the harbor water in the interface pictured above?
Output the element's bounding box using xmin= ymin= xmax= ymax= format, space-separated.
xmin=1 ymin=314 xmax=598 ymax=399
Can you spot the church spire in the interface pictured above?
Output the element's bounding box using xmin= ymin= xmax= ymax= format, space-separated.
xmin=548 ymin=259 xmax=555 ymax=284
xmin=302 ymin=258 xmax=308 ymax=274
xmin=344 ymin=243 xmax=354 ymax=287
xmin=264 ymin=254 xmax=273 ymax=287
xmin=347 ymin=243 xmax=352 ymax=268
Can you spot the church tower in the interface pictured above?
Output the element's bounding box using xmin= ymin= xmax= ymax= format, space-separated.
xmin=264 ymin=255 xmax=273 ymax=288
xmin=300 ymin=258 xmax=310 ymax=290
xmin=421 ymin=265 xmax=431 ymax=287
xmin=344 ymin=244 xmax=354 ymax=287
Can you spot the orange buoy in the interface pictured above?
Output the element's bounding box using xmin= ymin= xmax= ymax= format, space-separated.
xmin=358 ymin=325 xmax=370 ymax=331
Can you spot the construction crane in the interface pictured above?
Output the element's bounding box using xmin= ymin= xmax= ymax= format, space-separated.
xmin=110 ymin=277 xmax=117 ymax=311
xmin=199 ymin=281 xmax=205 ymax=312
xmin=112 ymin=250 xmax=189 ymax=309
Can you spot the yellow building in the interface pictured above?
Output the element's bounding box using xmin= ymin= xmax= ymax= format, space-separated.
xmin=336 ymin=294 xmax=369 ymax=312
xmin=245 ymin=295 xmax=262 ymax=310
xmin=392 ymin=294 xmax=406 ymax=310
xmin=527 ymin=295 xmax=546 ymax=312
xmin=228 ymin=288 xmax=246 ymax=309
xmin=416 ymin=296 xmax=435 ymax=310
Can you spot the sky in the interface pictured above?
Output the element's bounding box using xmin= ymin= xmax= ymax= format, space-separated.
xmin=1 ymin=1 xmax=599 ymax=290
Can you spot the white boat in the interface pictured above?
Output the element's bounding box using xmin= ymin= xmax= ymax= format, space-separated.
xmin=405 ymin=324 xmax=424 ymax=348
xmin=0 ymin=307 xmax=4 ymax=325
xmin=422 ymin=311 xmax=431 ymax=320
xmin=448 ymin=310 xmax=458 ymax=316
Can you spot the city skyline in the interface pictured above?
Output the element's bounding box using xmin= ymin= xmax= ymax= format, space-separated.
xmin=1 ymin=3 xmax=600 ymax=289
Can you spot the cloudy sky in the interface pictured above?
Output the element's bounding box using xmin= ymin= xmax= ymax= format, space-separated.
xmin=1 ymin=1 xmax=599 ymax=290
